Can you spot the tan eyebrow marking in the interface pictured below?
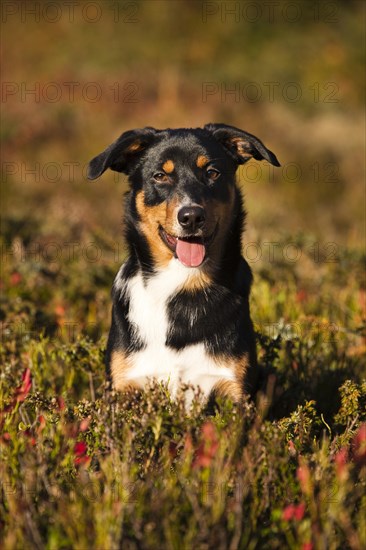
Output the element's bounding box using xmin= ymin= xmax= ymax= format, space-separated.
xmin=162 ymin=160 xmax=175 ymax=173
xmin=126 ymin=141 xmax=143 ymax=152
xmin=196 ymin=155 xmax=209 ymax=168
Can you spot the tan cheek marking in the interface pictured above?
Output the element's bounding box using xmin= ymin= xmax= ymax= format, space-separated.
xmin=196 ymin=155 xmax=209 ymax=168
xmin=135 ymin=191 xmax=174 ymax=268
xmin=135 ymin=190 xmax=147 ymax=219
xmin=212 ymin=353 xmax=249 ymax=402
xmin=165 ymin=196 xmax=180 ymax=231
xmin=162 ymin=160 xmax=175 ymax=174
xmin=111 ymin=351 xmax=140 ymax=392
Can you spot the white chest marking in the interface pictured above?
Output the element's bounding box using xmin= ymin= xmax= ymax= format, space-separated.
xmin=125 ymin=259 xmax=235 ymax=400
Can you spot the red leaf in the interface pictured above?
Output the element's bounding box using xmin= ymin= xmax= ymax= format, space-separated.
xmin=54 ymin=304 xmax=66 ymax=317
xmin=192 ymin=421 xmax=219 ymax=469
xmin=282 ymin=503 xmax=306 ymax=522
xmin=15 ymin=368 xmax=32 ymax=402
xmin=79 ymin=418 xmax=90 ymax=432
xmin=57 ymin=396 xmax=66 ymax=411
xmin=73 ymin=440 xmax=90 ymax=466
xmin=74 ymin=441 xmax=87 ymax=456
xmin=37 ymin=415 xmax=46 ymax=434
xmin=10 ymin=272 xmax=22 ymax=286
xmin=352 ymin=423 xmax=366 ymax=466
xmin=293 ymin=502 xmax=306 ymax=521
xmin=1 ymin=433 xmax=11 ymax=444
xmin=296 ymin=289 xmax=308 ymax=303
xmin=334 ymin=447 xmax=348 ymax=479
xmin=297 ymin=462 xmax=311 ymax=495
xmin=282 ymin=504 xmax=295 ymax=521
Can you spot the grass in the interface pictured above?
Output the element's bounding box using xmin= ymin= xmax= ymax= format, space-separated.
xmin=1 ymin=215 xmax=365 ymax=549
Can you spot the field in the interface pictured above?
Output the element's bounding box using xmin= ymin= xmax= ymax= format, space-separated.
xmin=1 ymin=1 xmax=365 ymax=549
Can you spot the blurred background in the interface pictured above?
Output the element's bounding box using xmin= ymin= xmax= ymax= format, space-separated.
xmin=1 ymin=0 xmax=365 ymax=341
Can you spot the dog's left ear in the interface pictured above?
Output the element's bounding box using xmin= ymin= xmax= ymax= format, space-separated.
xmin=88 ymin=127 xmax=158 ymax=179
xmin=204 ymin=123 xmax=280 ymax=167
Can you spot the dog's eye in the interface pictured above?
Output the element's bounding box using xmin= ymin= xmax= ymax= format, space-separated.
xmin=206 ymin=168 xmax=220 ymax=180
xmin=153 ymin=172 xmax=170 ymax=184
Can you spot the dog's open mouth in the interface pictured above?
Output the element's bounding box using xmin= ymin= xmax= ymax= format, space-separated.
xmin=159 ymin=227 xmax=213 ymax=268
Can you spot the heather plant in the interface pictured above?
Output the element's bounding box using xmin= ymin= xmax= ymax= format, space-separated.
xmin=1 ymin=238 xmax=365 ymax=548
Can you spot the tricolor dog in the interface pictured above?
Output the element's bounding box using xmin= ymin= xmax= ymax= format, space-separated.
xmin=88 ymin=124 xmax=280 ymax=405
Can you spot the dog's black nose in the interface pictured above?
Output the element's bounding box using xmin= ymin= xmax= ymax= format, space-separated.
xmin=178 ymin=206 xmax=206 ymax=232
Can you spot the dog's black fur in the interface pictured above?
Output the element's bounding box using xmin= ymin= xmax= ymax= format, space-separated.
xmin=88 ymin=124 xmax=280 ymax=403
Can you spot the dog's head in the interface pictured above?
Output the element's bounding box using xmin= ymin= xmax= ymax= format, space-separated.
xmin=88 ymin=124 xmax=280 ymax=269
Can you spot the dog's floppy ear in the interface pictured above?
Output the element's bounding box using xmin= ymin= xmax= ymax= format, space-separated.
xmin=88 ymin=127 xmax=158 ymax=180
xmin=204 ymin=123 xmax=280 ymax=167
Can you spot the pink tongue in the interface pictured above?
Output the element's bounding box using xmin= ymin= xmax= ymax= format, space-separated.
xmin=176 ymin=239 xmax=206 ymax=267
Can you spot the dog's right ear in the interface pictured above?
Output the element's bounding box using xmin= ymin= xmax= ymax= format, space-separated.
xmin=87 ymin=127 xmax=157 ymax=180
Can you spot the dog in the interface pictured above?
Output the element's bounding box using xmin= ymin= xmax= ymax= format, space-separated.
xmin=88 ymin=123 xmax=280 ymax=406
